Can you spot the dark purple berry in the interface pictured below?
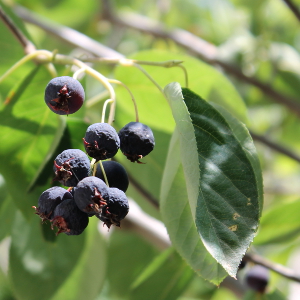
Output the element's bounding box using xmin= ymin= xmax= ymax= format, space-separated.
xmin=45 ymin=76 xmax=84 ymax=115
xmin=51 ymin=198 xmax=89 ymax=235
xmin=53 ymin=149 xmax=90 ymax=187
xmin=33 ymin=186 xmax=73 ymax=221
xmin=95 ymin=161 xmax=129 ymax=192
xmin=97 ymin=187 xmax=129 ymax=228
xmin=83 ymin=123 xmax=120 ymax=161
xmin=118 ymin=122 xmax=155 ymax=163
xmin=245 ymin=265 xmax=269 ymax=293
xmin=238 ymin=258 xmax=247 ymax=270
xmin=74 ymin=176 xmax=109 ymax=215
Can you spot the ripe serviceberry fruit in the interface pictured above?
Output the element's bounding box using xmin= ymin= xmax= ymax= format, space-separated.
xmin=44 ymin=76 xmax=84 ymax=115
xmin=238 ymin=258 xmax=247 ymax=270
xmin=53 ymin=149 xmax=90 ymax=187
xmin=245 ymin=265 xmax=269 ymax=293
xmin=97 ymin=187 xmax=129 ymax=228
xmin=83 ymin=123 xmax=120 ymax=161
xmin=95 ymin=161 xmax=129 ymax=192
xmin=74 ymin=176 xmax=109 ymax=215
xmin=118 ymin=122 xmax=155 ymax=163
xmin=51 ymin=198 xmax=89 ymax=235
xmin=33 ymin=186 xmax=73 ymax=222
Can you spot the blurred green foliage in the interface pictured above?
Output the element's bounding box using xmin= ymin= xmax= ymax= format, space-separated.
xmin=1 ymin=0 xmax=300 ymax=299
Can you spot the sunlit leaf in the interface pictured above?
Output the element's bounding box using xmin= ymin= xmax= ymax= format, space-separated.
xmin=164 ymin=82 xmax=261 ymax=278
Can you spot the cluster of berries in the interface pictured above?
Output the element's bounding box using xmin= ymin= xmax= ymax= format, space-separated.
xmin=33 ymin=76 xmax=155 ymax=236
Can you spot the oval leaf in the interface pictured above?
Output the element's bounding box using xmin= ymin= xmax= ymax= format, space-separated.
xmin=164 ymin=82 xmax=261 ymax=278
xmin=160 ymin=129 xmax=227 ymax=284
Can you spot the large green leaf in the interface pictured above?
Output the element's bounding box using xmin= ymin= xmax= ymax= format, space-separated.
xmin=130 ymin=247 xmax=194 ymax=300
xmin=164 ymin=82 xmax=261 ymax=278
xmin=0 ymin=66 xmax=65 ymax=217
xmin=160 ymin=129 xmax=227 ymax=284
xmin=9 ymin=211 xmax=86 ymax=300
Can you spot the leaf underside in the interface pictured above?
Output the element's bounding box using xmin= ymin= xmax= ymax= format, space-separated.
xmin=163 ymin=82 xmax=261 ymax=278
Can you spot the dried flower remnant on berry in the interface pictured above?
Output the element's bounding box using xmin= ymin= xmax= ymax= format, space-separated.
xmin=83 ymin=123 xmax=120 ymax=161
xmin=51 ymin=199 xmax=89 ymax=235
xmin=33 ymin=186 xmax=73 ymax=222
xmin=74 ymin=176 xmax=109 ymax=216
xmin=97 ymin=187 xmax=129 ymax=228
xmin=53 ymin=149 xmax=90 ymax=187
xmin=118 ymin=122 xmax=155 ymax=163
xmin=44 ymin=76 xmax=85 ymax=115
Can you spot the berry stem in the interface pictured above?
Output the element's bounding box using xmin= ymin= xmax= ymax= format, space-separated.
xmin=101 ymin=99 xmax=114 ymax=123
xmin=71 ymin=58 xmax=116 ymax=125
xmin=73 ymin=67 xmax=86 ymax=80
xmin=86 ymin=90 xmax=110 ymax=108
xmin=0 ymin=49 xmax=53 ymax=84
xmin=107 ymin=79 xmax=139 ymax=122
xmin=98 ymin=161 xmax=109 ymax=187
xmin=90 ymin=158 xmax=96 ymax=176
xmin=83 ymin=57 xmax=189 ymax=88
xmin=133 ymin=63 xmax=164 ymax=95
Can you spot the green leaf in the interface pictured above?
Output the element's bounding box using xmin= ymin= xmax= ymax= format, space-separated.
xmin=160 ymin=129 xmax=227 ymax=284
xmin=0 ymin=195 xmax=16 ymax=241
xmin=50 ymin=218 xmax=106 ymax=300
xmin=254 ymin=199 xmax=300 ymax=245
xmin=113 ymin=49 xmax=248 ymax=218
xmin=209 ymin=103 xmax=264 ymax=216
xmin=130 ymin=248 xmax=194 ymax=300
xmin=114 ymin=50 xmax=247 ymax=135
xmin=9 ymin=211 xmax=86 ymax=300
xmin=164 ymin=82 xmax=261 ymax=278
xmin=0 ymin=3 xmax=36 ymax=102
xmin=107 ymin=230 xmax=159 ymax=298
xmin=0 ymin=66 xmax=65 ymax=217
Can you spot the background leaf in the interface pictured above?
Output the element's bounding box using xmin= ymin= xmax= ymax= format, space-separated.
xmin=0 ymin=66 xmax=65 ymax=218
xmin=50 ymin=218 xmax=106 ymax=300
xmin=129 ymin=247 xmax=194 ymax=300
xmin=9 ymin=211 xmax=87 ymax=300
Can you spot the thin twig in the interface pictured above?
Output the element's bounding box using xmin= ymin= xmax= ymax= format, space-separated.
xmin=127 ymin=172 xmax=159 ymax=209
xmin=0 ymin=6 xmax=36 ymax=54
xmin=13 ymin=5 xmax=123 ymax=59
xmin=250 ymin=131 xmax=300 ymax=163
xmin=282 ymin=0 xmax=300 ymax=22
xmin=13 ymin=3 xmax=300 ymax=118
xmin=244 ymin=253 xmax=300 ymax=283
xmin=100 ymin=1 xmax=300 ymax=118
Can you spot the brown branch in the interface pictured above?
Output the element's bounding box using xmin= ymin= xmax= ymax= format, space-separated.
xmin=244 ymin=253 xmax=300 ymax=283
xmin=282 ymin=0 xmax=300 ymax=22
xmin=101 ymin=1 xmax=300 ymax=118
xmin=0 ymin=5 xmax=35 ymax=54
xmin=250 ymin=131 xmax=300 ymax=163
xmin=127 ymin=173 xmax=159 ymax=209
xmin=13 ymin=5 xmax=123 ymax=59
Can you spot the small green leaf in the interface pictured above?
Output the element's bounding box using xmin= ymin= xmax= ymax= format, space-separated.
xmin=164 ymin=82 xmax=261 ymax=278
xmin=130 ymin=248 xmax=194 ymax=300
